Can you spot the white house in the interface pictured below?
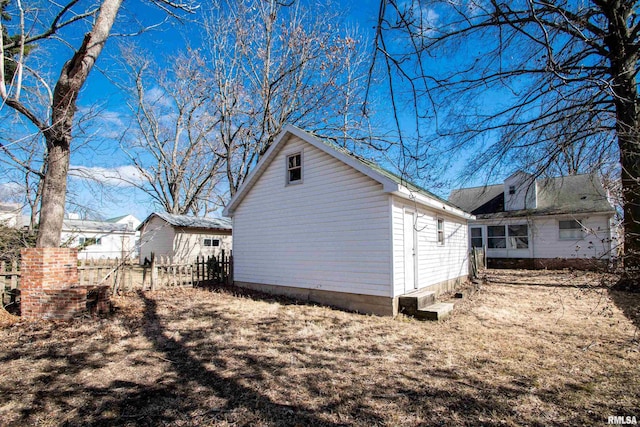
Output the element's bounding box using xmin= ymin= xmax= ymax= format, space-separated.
xmin=137 ymin=212 xmax=232 ymax=264
xmin=449 ymin=171 xmax=616 ymax=269
xmin=61 ymin=214 xmax=141 ymax=260
xmin=222 ymin=125 xmax=473 ymax=316
xmin=0 ymin=202 xmax=23 ymax=228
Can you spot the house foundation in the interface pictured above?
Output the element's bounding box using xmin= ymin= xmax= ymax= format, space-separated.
xmin=234 ymin=281 xmax=396 ymax=316
xmin=487 ymin=257 xmax=608 ymax=271
xmin=234 ymin=274 xmax=468 ymax=317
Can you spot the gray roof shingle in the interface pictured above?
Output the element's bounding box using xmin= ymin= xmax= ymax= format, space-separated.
xmin=449 ymin=174 xmax=615 ymax=219
xmin=63 ymin=219 xmax=131 ymax=233
xmin=141 ymin=212 xmax=232 ymax=231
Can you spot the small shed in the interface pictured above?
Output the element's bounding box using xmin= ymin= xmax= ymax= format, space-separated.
xmin=223 ymin=125 xmax=473 ymax=316
xmin=137 ymin=212 xmax=232 ymax=264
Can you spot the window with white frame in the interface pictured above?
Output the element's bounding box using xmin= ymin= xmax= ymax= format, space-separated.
xmin=559 ymin=219 xmax=584 ymax=240
xmin=286 ymin=152 xmax=302 ymax=184
xmin=487 ymin=226 xmax=506 ymax=248
xmin=79 ymin=237 xmax=101 ymax=246
xmin=487 ymin=224 xmax=528 ymax=249
xmin=470 ymin=227 xmax=483 ymax=248
xmin=508 ymin=224 xmax=529 ymax=249
xmin=437 ymin=218 xmax=445 ymax=245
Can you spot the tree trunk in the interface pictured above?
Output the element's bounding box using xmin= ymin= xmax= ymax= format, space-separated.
xmin=35 ymin=138 xmax=70 ymax=247
xmin=604 ymin=2 xmax=640 ymax=289
xmin=34 ymin=0 xmax=123 ymax=247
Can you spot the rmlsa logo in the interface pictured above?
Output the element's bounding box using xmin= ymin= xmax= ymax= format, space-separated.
xmin=608 ymin=416 xmax=638 ymax=425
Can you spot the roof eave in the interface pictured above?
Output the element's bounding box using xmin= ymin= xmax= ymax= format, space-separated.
xmin=224 ymin=124 xmax=402 ymax=216
xmin=473 ymin=209 xmax=616 ymax=220
xmin=392 ymin=186 xmax=475 ymax=220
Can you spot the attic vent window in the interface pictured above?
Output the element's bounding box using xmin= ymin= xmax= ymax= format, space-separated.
xmin=287 ymin=152 xmax=302 ymax=184
xmin=508 ymin=185 xmax=516 ymax=195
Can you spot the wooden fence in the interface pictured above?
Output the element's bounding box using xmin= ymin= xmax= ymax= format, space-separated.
xmin=1 ymin=259 xmax=20 ymax=308
xmin=1 ymin=252 xmax=233 ymax=309
xmin=470 ymin=247 xmax=486 ymax=278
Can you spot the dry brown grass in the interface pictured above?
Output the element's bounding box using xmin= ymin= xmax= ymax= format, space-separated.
xmin=0 ymin=269 xmax=638 ymax=426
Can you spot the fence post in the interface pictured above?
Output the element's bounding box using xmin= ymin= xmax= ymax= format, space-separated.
xmin=150 ymin=253 xmax=157 ymax=291
xmin=1 ymin=261 xmax=5 ymax=306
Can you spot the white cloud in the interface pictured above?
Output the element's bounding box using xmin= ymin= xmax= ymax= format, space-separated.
xmin=70 ymin=165 xmax=149 ymax=187
xmin=145 ymin=86 xmax=173 ymax=109
xmin=0 ymin=182 xmax=23 ymax=201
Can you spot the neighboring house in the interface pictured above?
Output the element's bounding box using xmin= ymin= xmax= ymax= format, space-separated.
xmin=0 ymin=202 xmax=22 ymax=228
xmin=61 ymin=214 xmax=141 ymax=260
xmin=137 ymin=212 xmax=232 ymax=264
xmin=448 ymin=171 xmax=616 ymax=269
xmin=222 ymin=125 xmax=473 ymax=316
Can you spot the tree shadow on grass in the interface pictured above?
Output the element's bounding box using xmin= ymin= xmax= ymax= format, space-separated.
xmin=129 ymin=293 xmax=344 ymax=426
xmin=67 ymin=292 xmax=347 ymax=426
xmin=2 ymin=285 xmax=629 ymax=426
xmin=609 ymin=288 xmax=640 ymax=330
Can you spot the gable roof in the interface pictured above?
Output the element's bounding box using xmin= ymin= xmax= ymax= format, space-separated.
xmin=138 ymin=212 xmax=232 ymax=232
xmin=449 ymin=184 xmax=504 ymax=214
xmin=62 ymin=219 xmax=132 ymax=233
xmin=107 ymin=214 xmax=138 ymax=223
xmin=223 ymin=125 xmax=473 ymax=220
xmin=449 ymin=174 xmax=615 ymax=219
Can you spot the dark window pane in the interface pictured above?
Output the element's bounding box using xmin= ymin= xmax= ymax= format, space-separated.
xmin=289 ymin=168 xmax=301 ymax=182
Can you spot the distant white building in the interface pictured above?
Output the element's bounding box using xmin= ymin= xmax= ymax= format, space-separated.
xmin=449 ymin=172 xmax=616 ymax=269
xmin=61 ymin=214 xmax=141 ymax=260
xmin=137 ymin=212 xmax=232 ymax=264
xmin=0 ymin=203 xmax=23 ymax=228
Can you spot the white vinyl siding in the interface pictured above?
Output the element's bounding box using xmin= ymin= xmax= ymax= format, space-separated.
xmin=64 ymin=231 xmax=134 ymax=260
xmin=392 ymin=197 xmax=469 ymax=297
xmin=468 ymin=214 xmax=613 ymax=259
xmin=531 ymin=215 xmax=612 ymax=259
xmin=138 ymin=216 xmax=176 ymax=263
xmin=173 ymin=230 xmax=232 ymax=262
xmin=138 ymin=216 xmax=231 ymax=263
xmin=559 ymin=219 xmax=584 ymax=240
xmin=232 ymin=135 xmax=392 ymax=297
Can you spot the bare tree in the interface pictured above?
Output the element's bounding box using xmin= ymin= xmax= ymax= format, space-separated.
xmin=0 ymin=128 xmax=45 ymax=230
xmin=0 ymin=0 xmax=195 ymax=247
xmin=121 ymin=48 xmax=225 ymax=216
xmin=201 ymin=0 xmax=377 ymax=197
xmin=374 ymin=0 xmax=640 ymax=285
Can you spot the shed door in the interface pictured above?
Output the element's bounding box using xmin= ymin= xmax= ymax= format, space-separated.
xmin=404 ymin=211 xmax=417 ymax=293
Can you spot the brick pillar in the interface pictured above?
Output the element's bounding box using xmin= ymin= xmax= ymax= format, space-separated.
xmin=20 ymin=248 xmax=86 ymax=320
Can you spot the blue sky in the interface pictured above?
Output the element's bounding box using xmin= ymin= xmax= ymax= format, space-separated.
xmin=1 ymin=0 xmax=487 ymax=222
xmin=67 ymin=0 xmax=390 ymax=221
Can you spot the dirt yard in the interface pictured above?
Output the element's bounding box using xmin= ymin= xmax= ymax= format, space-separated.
xmin=0 ymin=269 xmax=638 ymax=426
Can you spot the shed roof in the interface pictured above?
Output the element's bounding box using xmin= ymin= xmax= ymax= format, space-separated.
xmin=449 ymin=174 xmax=615 ymax=219
xmin=0 ymin=202 xmax=21 ymax=213
xmin=138 ymin=212 xmax=232 ymax=231
xmin=223 ymin=125 xmax=473 ymax=220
